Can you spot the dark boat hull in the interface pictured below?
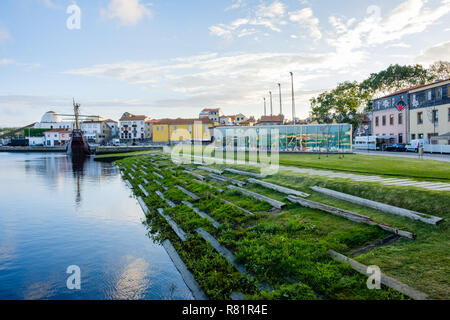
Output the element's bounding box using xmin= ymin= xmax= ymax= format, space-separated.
xmin=67 ymin=130 xmax=90 ymax=156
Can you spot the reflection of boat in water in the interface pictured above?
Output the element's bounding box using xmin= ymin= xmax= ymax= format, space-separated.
xmin=67 ymin=99 xmax=91 ymax=157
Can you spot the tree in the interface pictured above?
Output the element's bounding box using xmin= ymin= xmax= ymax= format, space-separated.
xmin=310 ymin=81 xmax=370 ymax=133
xmin=360 ymin=64 xmax=432 ymax=98
xmin=428 ymin=61 xmax=450 ymax=80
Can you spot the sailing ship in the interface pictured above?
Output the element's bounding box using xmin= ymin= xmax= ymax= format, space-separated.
xmin=67 ymin=99 xmax=91 ymax=156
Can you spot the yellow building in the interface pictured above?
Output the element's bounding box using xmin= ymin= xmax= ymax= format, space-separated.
xmin=152 ymin=118 xmax=216 ymax=144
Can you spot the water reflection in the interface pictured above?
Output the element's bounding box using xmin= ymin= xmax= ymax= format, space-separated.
xmin=0 ymin=153 xmax=193 ymax=300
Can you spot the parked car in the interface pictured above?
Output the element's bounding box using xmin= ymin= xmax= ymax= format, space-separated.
xmin=406 ymin=139 xmax=428 ymax=152
xmin=385 ymin=143 xmax=406 ymax=152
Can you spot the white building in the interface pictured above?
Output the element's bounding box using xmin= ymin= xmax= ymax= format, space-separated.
xmin=199 ymin=108 xmax=223 ymax=122
xmin=105 ymin=119 xmax=119 ymax=137
xmin=80 ymin=121 xmax=112 ymax=145
xmin=119 ymin=112 xmax=149 ymax=141
xmin=235 ymin=113 xmax=247 ymax=124
xmin=35 ymin=111 xmax=74 ymax=130
xmin=219 ymin=115 xmax=236 ymax=126
xmin=27 ymin=136 xmax=45 ymax=146
xmin=44 ymin=129 xmax=71 ymax=147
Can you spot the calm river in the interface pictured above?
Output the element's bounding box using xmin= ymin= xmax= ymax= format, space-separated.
xmin=0 ymin=152 xmax=193 ymax=300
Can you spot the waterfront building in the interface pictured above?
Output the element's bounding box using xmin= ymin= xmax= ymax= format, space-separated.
xmin=34 ymin=111 xmax=74 ymax=131
xmin=215 ymin=124 xmax=352 ymax=153
xmin=239 ymin=116 xmax=256 ymax=126
xmin=256 ymin=115 xmax=285 ymax=126
xmin=199 ymin=108 xmax=223 ymax=122
xmin=119 ymin=112 xmax=149 ymax=142
xmin=371 ymin=89 xmax=409 ymax=144
xmin=219 ymin=115 xmax=237 ymax=126
xmin=408 ymin=79 xmax=450 ymax=144
xmin=370 ymin=78 xmax=450 ymax=145
xmin=152 ymin=118 xmax=215 ymax=144
xmin=80 ymin=120 xmax=112 ymax=145
xmin=105 ymin=119 xmax=119 ymax=138
xmin=44 ymin=129 xmax=71 ymax=147
xmin=27 ymin=136 xmax=45 ymax=146
xmin=235 ymin=113 xmax=248 ymax=124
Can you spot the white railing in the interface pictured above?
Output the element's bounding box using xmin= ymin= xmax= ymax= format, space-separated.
xmin=424 ymin=144 xmax=450 ymax=154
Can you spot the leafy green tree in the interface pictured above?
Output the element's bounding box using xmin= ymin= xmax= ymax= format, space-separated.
xmin=428 ymin=61 xmax=450 ymax=80
xmin=360 ymin=64 xmax=432 ymax=98
xmin=310 ymin=81 xmax=370 ymax=132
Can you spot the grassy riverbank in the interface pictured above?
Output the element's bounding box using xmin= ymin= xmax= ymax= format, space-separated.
xmin=115 ymin=153 xmax=450 ymax=300
xmin=172 ymin=146 xmax=450 ymax=180
xmin=94 ymin=150 xmax=157 ymax=162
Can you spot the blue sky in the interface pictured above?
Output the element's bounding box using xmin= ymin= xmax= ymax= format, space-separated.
xmin=0 ymin=0 xmax=449 ymax=126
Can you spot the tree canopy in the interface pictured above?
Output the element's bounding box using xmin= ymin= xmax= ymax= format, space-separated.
xmin=309 ymin=61 xmax=449 ymax=132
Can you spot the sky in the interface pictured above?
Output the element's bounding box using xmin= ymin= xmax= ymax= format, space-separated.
xmin=0 ymin=0 xmax=449 ymax=127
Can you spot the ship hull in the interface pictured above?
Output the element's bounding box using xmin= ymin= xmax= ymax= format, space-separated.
xmin=67 ymin=130 xmax=90 ymax=156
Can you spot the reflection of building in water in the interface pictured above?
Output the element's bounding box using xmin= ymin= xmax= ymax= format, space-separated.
xmin=215 ymin=124 xmax=352 ymax=153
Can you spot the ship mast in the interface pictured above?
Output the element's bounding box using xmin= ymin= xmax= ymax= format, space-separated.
xmin=73 ymin=98 xmax=80 ymax=130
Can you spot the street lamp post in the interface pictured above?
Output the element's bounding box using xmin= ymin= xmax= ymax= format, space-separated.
xmin=290 ymin=72 xmax=295 ymax=125
xmin=264 ymin=97 xmax=267 ymax=117
xmin=278 ymin=83 xmax=283 ymax=125
xmin=269 ymin=91 xmax=273 ymax=118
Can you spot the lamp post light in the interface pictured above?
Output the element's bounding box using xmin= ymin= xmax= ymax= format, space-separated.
xmin=278 ymin=83 xmax=283 ymax=125
xmin=290 ymin=72 xmax=295 ymax=125
xmin=264 ymin=97 xmax=267 ymax=117
xmin=269 ymin=91 xmax=273 ymax=118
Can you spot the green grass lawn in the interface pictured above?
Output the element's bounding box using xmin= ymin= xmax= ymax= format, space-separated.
xmin=278 ymin=153 xmax=450 ymax=181
xmin=94 ymin=150 xmax=156 ymax=161
xmin=171 ymin=146 xmax=450 ymax=180
xmin=223 ymin=165 xmax=450 ymax=299
xmin=124 ymin=151 xmax=449 ymax=299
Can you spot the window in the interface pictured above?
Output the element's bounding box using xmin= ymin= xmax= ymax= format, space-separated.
xmin=411 ymin=134 xmax=416 ymax=140
xmin=417 ymin=112 xmax=423 ymax=124
xmin=448 ymin=108 xmax=450 ymax=122
xmin=382 ymin=115 xmax=386 ymax=126
xmin=437 ymin=87 xmax=443 ymax=100
xmin=418 ymin=133 xmax=424 ymax=139
xmin=432 ymin=110 xmax=439 ymax=123
xmin=427 ymin=90 xmax=432 ymax=101
xmin=375 ymin=116 xmax=379 ymax=127
xmin=398 ymin=113 xmax=403 ymax=125
xmin=390 ymin=114 xmax=394 ymax=125
xmin=398 ymin=133 xmax=403 ymax=144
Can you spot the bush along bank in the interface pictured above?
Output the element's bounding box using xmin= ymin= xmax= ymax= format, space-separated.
xmin=116 ymin=154 xmax=408 ymax=300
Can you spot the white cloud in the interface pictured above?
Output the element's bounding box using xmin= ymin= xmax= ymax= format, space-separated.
xmin=209 ymin=1 xmax=286 ymax=39
xmin=63 ymin=49 xmax=366 ymax=118
xmin=38 ymin=0 xmax=59 ymax=9
xmin=387 ymin=42 xmax=411 ymax=48
xmin=226 ymin=0 xmax=245 ymax=11
xmin=0 ymin=27 xmax=10 ymax=44
xmin=101 ymin=0 xmax=152 ymax=26
xmin=0 ymin=58 xmax=40 ymax=69
xmin=328 ymin=0 xmax=450 ymax=52
xmin=415 ymin=40 xmax=450 ymax=66
xmin=0 ymin=58 xmax=14 ymax=65
xmin=289 ymin=8 xmax=322 ymax=40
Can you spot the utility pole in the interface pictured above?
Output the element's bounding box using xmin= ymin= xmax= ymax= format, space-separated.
xmin=269 ymin=91 xmax=273 ymax=118
xmin=264 ymin=97 xmax=267 ymax=117
xmin=278 ymin=83 xmax=283 ymax=125
xmin=290 ymin=72 xmax=296 ymax=125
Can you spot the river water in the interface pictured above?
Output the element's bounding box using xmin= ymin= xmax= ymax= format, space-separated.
xmin=0 ymin=152 xmax=193 ymax=300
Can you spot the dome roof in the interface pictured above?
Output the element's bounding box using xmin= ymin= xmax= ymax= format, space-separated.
xmin=41 ymin=111 xmax=62 ymax=123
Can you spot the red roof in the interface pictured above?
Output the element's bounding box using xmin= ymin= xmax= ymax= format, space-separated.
xmin=119 ymin=115 xmax=148 ymax=121
xmin=155 ymin=118 xmax=215 ymax=125
xmin=44 ymin=129 xmax=72 ymax=134
xmin=259 ymin=115 xmax=285 ymax=123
